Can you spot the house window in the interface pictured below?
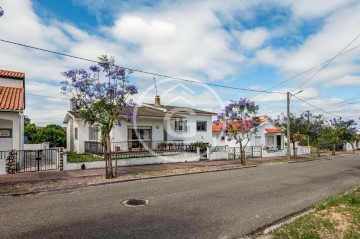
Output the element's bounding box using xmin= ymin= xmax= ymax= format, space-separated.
xmin=89 ymin=127 xmax=98 ymax=141
xmin=196 ymin=121 xmax=207 ymax=131
xmin=74 ymin=127 xmax=78 ymax=140
xmin=175 ymin=120 xmax=187 ymax=132
xmin=221 ymin=136 xmax=225 ymax=141
xmin=266 ymin=136 xmax=274 ymax=145
xmin=128 ymin=127 xmax=152 ymax=148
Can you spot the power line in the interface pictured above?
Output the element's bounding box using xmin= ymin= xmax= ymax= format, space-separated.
xmin=249 ymin=43 xmax=360 ymax=100
xmin=294 ymin=32 xmax=360 ymax=91
xmin=293 ymin=95 xmax=357 ymax=120
xmin=0 ymin=38 xmax=286 ymax=95
xmin=27 ymin=93 xmax=69 ymax=100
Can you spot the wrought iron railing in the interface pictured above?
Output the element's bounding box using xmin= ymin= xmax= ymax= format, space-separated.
xmin=85 ymin=140 xmax=197 ymax=156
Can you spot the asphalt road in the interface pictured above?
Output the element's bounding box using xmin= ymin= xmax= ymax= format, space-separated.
xmin=1 ymin=156 xmax=360 ymax=239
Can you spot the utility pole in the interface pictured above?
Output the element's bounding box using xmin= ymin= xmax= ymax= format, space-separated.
xmin=287 ymin=92 xmax=291 ymax=161
xmin=307 ymin=109 xmax=310 ymax=147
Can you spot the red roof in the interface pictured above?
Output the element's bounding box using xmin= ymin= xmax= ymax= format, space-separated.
xmin=0 ymin=69 xmax=25 ymax=79
xmin=0 ymin=86 xmax=24 ymax=111
xmin=265 ymin=128 xmax=282 ymax=133
xmin=212 ymin=116 xmax=267 ymax=133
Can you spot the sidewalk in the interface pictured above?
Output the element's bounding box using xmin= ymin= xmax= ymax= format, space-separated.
xmin=0 ymin=151 xmax=358 ymax=184
xmin=0 ymin=159 xmax=246 ymax=184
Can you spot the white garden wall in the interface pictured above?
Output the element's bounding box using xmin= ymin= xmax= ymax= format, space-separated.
xmin=63 ymin=152 xmax=200 ymax=171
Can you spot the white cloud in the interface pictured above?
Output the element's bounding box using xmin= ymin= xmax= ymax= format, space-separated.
xmin=1 ymin=0 xmax=360 ymax=125
xmin=240 ymin=28 xmax=270 ymax=50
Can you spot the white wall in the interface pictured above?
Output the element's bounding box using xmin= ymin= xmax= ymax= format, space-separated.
xmin=212 ymin=119 xmax=284 ymax=149
xmin=0 ymin=159 xmax=5 ymax=174
xmin=24 ymin=142 xmax=50 ymax=150
xmin=0 ymin=77 xmax=23 ymax=88
xmin=63 ymin=152 xmax=200 ymax=170
xmin=71 ymin=117 xmax=165 ymax=153
xmin=0 ymin=112 xmax=23 ymax=151
xmin=111 ymin=118 xmax=165 ymax=142
xmin=166 ymin=114 xmax=213 ymax=143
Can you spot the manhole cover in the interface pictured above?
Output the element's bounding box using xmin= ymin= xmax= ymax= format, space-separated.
xmin=122 ymin=199 xmax=149 ymax=207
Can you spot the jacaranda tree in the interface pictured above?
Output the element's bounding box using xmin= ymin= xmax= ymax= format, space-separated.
xmin=214 ymin=98 xmax=259 ymax=165
xmin=61 ymin=55 xmax=138 ymax=179
xmin=303 ymin=112 xmax=326 ymax=157
xmin=326 ymin=118 xmax=357 ymax=155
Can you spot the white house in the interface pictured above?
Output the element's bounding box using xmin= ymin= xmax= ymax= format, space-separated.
xmin=0 ymin=69 xmax=25 ymax=151
xmin=212 ymin=115 xmax=284 ymax=149
xmin=64 ymin=95 xmax=216 ymax=153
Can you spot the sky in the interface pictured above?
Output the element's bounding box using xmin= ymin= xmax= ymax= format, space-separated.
xmin=0 ymin=0 xmax=360 ymax=126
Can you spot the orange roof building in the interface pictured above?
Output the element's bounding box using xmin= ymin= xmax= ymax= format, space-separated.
xmin=0 ymin=69 xmax=26 ymax=151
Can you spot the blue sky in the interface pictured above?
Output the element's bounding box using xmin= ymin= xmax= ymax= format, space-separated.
xmin=0 ymin=0 xmax=360 ymax=125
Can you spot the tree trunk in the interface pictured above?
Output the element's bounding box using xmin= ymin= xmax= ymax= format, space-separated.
xmin=332 ymin=142 xmax=336 ymax=156
xmin=103 ymin=132 xmax=113 ymax=179
xmin=350 ymin=142 xmax=355 ymax=154
xmin=292 ymin=141 xmax=297 ymax=159
xmin=239 ymin=142 xmax=245 ymax=165
xmin=316 ymin=145 xmax=320 ymax=157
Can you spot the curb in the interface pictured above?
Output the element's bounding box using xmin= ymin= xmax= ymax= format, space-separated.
xmin=262 ymin=209 xmax=315 ymax=235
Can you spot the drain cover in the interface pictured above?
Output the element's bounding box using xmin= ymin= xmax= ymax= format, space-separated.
xmin=122 ymin=199 xmax=149 ymax=207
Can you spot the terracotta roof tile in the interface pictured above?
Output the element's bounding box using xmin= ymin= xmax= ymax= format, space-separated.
xmin=265 ymin=128 xmax=282 ymax=133
xmin=0 ymin=86 xmax=24 ymax=111
xmin=0 ymin=69 xmax=25 ymax=79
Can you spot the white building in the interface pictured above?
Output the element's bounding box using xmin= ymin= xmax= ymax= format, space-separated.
xmin=0 ymin=69 xmax=25 ymax=151
xmin=64 ymin=96 xmax=216 ymax=153
xmin=212 ymin=115 xmax=284 ymax=149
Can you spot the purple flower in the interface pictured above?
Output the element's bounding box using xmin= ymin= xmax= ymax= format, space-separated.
xmin=126 ymin=85 xmax=138 ymax=95
xmin=0 ymin=7 xmax=4 ymax=17
xmin=227 ymin=137 xmax=232 ymax=142
xmin=90 ymin=65 xmax=100 ymax=72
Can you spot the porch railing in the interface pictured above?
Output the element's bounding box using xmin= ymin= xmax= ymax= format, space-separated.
xmin=85 ymin=140 xmax=197 ymax=155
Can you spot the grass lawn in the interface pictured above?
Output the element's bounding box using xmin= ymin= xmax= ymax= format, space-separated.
xmin=272 ymin=186 xmax=360 ymax=239
xmin=66 ymin=152 xmax=104 ymax=163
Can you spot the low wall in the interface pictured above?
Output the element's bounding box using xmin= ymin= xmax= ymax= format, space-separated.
xmin=63 ymin=152 xmax=200 ymax=171
xmin=0 ymin=159 xmax=5 ymax=174
xmin=24 ymin=143 xmax=50 ymax=150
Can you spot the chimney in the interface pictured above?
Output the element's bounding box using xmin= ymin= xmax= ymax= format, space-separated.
xmin=70 ymin=98 xmax=78 ymax=111
xmin=154 ymin=95 xmax=161 ymax=107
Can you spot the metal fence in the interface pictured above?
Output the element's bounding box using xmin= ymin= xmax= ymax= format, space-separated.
xmin=15 ymin=149 xmax=60 ymax=173
xmin=85 ymin=140 xmax=197 ymax=156
xmin=228 ymin=146 xmax=262 ymax=159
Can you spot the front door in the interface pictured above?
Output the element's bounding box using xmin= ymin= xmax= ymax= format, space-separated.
xmin=276 ymin=135 xmax=282 ymax=150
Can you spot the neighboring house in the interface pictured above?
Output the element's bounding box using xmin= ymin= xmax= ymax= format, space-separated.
xmin=64 ymin=96 xmax=216 ymax=153
xmin=212 ymin=115 xmax=285 ymax=150
xmin=0 ymin=69 xmax=25 ymax=151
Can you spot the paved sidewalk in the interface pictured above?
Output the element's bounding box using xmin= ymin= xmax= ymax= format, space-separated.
xmin=0 ymin=151 xmax=357 ymax=184
xmin=0 ymin=159 xmax=246 ymax=184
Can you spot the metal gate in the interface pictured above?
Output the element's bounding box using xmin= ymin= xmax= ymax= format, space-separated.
xmin=228 ymin=146 xmax=262 ymax=159
xmin=15 ymin=149 xmax=60 ymax=172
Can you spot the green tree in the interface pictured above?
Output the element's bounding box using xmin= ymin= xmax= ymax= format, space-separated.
xmin=304 ymin=112 xmax=327 ymax=157
xmin=326 ymin=118 xmax=357 ymax=155
xmin=276 ymin=113 xmax=307 ymax=159
xmin=36 ymin=124 xmax=66 ymax=147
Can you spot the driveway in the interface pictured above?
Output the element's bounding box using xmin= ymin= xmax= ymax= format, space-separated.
xmin=0 ymin=156 xmax=359 ymax=238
